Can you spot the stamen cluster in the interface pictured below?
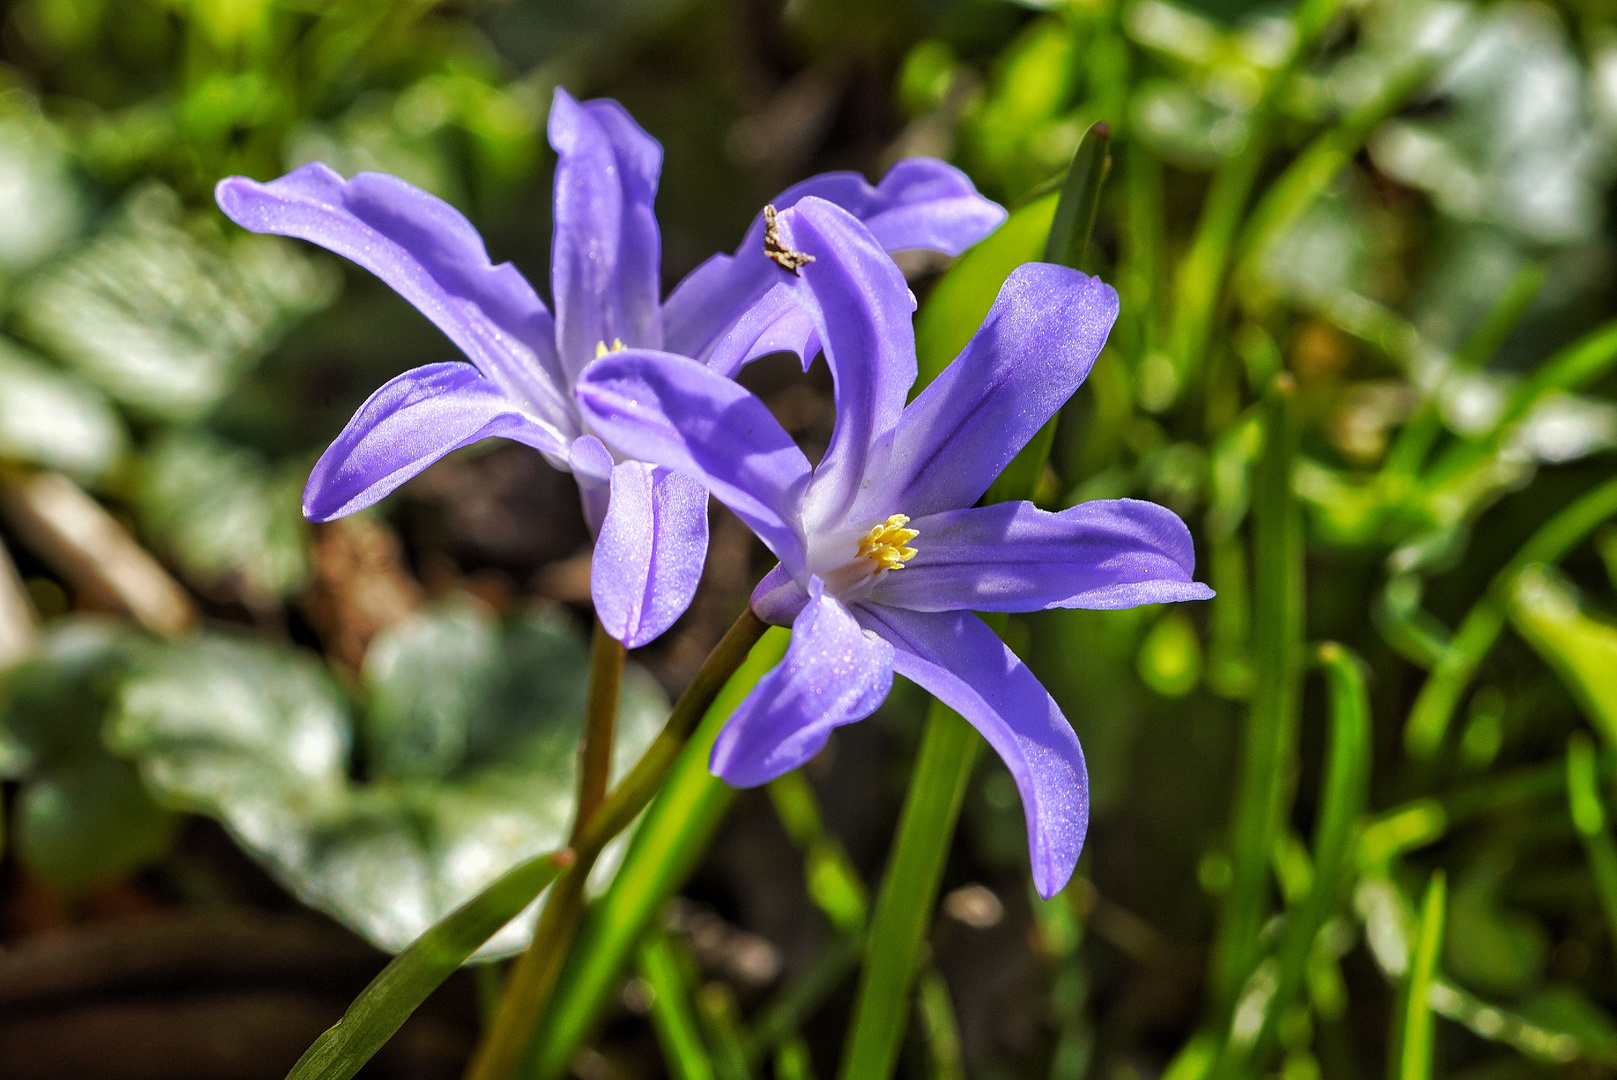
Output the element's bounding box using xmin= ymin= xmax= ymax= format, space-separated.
xmin=855 ymin=514 xmax=919 ymax=572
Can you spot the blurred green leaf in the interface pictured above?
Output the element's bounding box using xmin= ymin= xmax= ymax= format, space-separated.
xmin=0 ymin=617 xmax=177 ymax=892
xmin=0 ymin=337 xmax=125 ymax=479
xmin=107 ymin=602 xmax=667 ymax=955
xmin=0 ymin=111 xmax=83 ymax=275
xmin=133 ymin=429 xmax=310 ymax=599
xmin=14 ymin=184 xmax=337 ymax=420
xmin=1137 ymin=610 xmax=1203 ymax=697
xmin=1508 ymin=564 xmax=1617 ymax=748
xmin=1444 ymin=862 xmax=1548 ymax=995
xmin=15 ymin=747 xmax=179 ymax=893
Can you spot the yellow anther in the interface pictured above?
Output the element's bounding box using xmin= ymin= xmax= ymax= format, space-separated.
xmin=856 ymin=514 xmax=920 ymax=572
xmin=594 ymin=338 xmax=627 ymax=359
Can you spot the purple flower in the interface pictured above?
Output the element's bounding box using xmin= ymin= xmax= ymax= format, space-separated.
xmin=214 ymin=89 xmax=1005 ymax=648
xmin=576 ymin=198 xmax=1213 ymax=898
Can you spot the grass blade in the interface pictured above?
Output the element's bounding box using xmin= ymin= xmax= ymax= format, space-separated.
xmin=639 ymin=927 xmax=717 ymax=1080
xmin=1211 ymin=374 xmax=1304 ymax=1006
xmin=1404 ymin=476 xmax=1617 ymax=758
xmin=1396 ymin=872 xmax=1447 ymax=1080
xmin=1566 ymin=734 xmax=1617 ymax=944
xmin=285 ymin=848 xmax=573 ymax=1080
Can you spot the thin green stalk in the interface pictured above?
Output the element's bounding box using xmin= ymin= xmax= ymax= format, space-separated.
xmin=530 ymin=625 xmax=791 ymax=1079
xmin=464 ymin=609 xmax=769 ymax=1080
xmin=574 ymin=619 xmax=626 ymax=839
xmin=1395 ymin=873 xmax=1447 ymax=1080
xmin=286 ymin=849 xmax=572 ymax=1080
xmin=1211 ymin=375 xmax=1304 ymax=1008
xmin=696 ymin=982 xmax=754 ymax=1080
xmin=1219 ymin=643 xmax=1371 ymax=1076
xmin=836 ymin=700 xmax=981 ymax=1080
xmin=639 ymin=928 xmax=718 ymax=1080
xmin=1404 ymin=476 xmax=1617 ymax=759
xmin=774 ymin=1037 xmax=819 ymax=1080
xmin=1566 ymin=734 xmax=1617 ymax=943
xmin=915 ymin=966 xmax=967 ymax=1080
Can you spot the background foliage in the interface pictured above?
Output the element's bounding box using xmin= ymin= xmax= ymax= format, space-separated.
xmin=5 ymin=0 xmax=1617 ymax=1079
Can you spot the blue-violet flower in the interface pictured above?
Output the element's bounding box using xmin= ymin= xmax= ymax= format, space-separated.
xmin=214 ymin=88 xmax=1005 ymax=647
xmin=576 ymin=198 xmax=1213 ymax=897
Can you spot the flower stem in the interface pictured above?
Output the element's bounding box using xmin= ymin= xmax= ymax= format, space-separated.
xmin=1210 ymin=374 xmax=1303 ymax=1009
xmin=574 ymin=619 xmax=626 ymax=841
xmin=463 ymin=608 xmax=768 ymax=1080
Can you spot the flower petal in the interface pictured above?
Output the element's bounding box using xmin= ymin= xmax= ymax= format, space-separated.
xmin=711 ymin=580 xmax=893 ymax=787
xmin=576 ymin=349 xmax=811 ymax=574
xmin=549 ymin=88 xmax=663 ymax=377
xmin=592 ymin=461 xmax=710 ymax=648
xmin=569 ymin=434 xmax=615 ymax=535
xmin=215 ymin=164 xmax=569 ymax=430
xmin=703 ymin=282 xmax=820 ymax=380
xmin=865 ymin=263 xmax=1119 ymax=521
xmin=770 ymin=198 xmax=917 ymax=533
xmin=663 ymin=159 xmax=1005 ymax=361
xmin=304 ymin=362 xmax=568 ymax=522
xmin=872 ymin=499 xmax=1215 ymax=613
xmin=857 ymin=604 xmax=1088 ymax=899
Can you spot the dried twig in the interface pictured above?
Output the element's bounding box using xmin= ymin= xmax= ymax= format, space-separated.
xmin=0 ymin=467 xmax=195 ymax=637
xmin=0 ymin=534 xmax=37 ymax=665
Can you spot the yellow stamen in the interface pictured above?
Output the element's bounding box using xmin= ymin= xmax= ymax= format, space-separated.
xmin=856 ymin=514 xmax=920 ymax=572
xmin=594 ymin=338 xmax=627 ymax=359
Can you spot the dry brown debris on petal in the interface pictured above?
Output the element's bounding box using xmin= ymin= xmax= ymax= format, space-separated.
xmin=763 ymin=204 xmax=815 ymax=275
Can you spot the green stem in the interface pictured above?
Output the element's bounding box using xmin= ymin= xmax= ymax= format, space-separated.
xmin=836 ymin=699 xmax=981 ymax=1080
xmin=639 ymin=928 xmax=718 ymax=1080
xmin=462 ymin=609 xmax=769 ymax=1080
xmin=1220 ymin=643 xmax=1371 ymax=1076
xmin=1211 ymin=375 xmax=1304 ymax=1008
xmin=915 ymin=966 xmax=967 ymax=1080
xmin=1566 ymin=734 xmax=1617 ymax=945
xmin=573 ymin=619 xmax=626 ymax=841
xmin=1404 ymin=476 xmax=1617 ymax=759
xmin=1396 ymin=873 xmax=1447 ymax=1080
xmin=530 ymin=626 xmax=791 ymax=1078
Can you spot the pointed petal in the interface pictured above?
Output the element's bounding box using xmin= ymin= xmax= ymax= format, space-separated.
xmin=215 ymin=164 xmax=569 ymax=428
xmin=770 ymin=198 xmax=917 ymax=533
xmin=872 ymin=499 xmax=1215 ymax=613
xmin=663 ymin=159 xmax=1005 ymax=360
xmin=867 ymin=263 xmax=1118 ymax=521
xmin=304 ymin=362 xmax=568 ymax=521
xmin=711 ymin=580 xmax=893 ymax=787
xmin=549 ymin=88 xmax=663 ymax=377
xmin=857 ymin=604 xmax=1088 ymax=899
xmin=576 ymin=349 xmax=811 ymax=575
xmin=703 ymin=282 xmax=820 ymax=380
xmin=592 ymin=462 xmax=710 ymax=648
